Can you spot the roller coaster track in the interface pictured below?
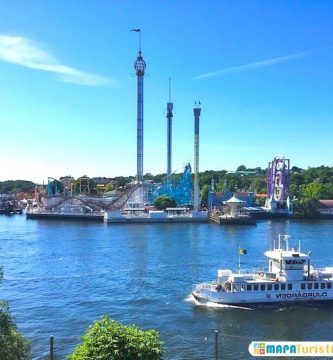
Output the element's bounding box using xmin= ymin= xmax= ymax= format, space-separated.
xmin=41 ymin=184 xmax=143 ymax=211
xmin=108 ymin=183 xmax=142 ymax=210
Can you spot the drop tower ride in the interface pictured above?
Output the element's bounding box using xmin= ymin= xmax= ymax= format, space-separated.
xmin=133 ymin=29 xmax=146 ymax=182
xmin=166 ymin=78 xmax=173 ymax=182
xmin=193 ymin=103 xmax=201 ymax=209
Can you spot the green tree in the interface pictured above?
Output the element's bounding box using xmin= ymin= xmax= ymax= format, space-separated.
xmin=200 ymin=184 xmax=210 ymax=207
xmin=294 ymin=198 xmax=320 ymax=218
xmin=0 ymin=268 xmax=30 ymax=360
xmin=237 ymin=165 xmax=246 ymax=171
xmin=114 ymin=176 xmax=133 ymax=188
xmin=154 ymin=196 xmax=176 ymax=210
xmin=69 ymin=316 xmax=163 ymax=360
xmin=104 ymin=183 xmax=115 ymax=192
xmin=0 ymin=180 xmax=35 ymax=194
xmin=72 ymin=177 xmax=97 ymax=195
xmin=289 ymin=184 xmax=300 ymax=199
xmin=299 ymin=183 xmax=333 ymax=200
xmin=249 ymin=178 xmax=266 ymax=194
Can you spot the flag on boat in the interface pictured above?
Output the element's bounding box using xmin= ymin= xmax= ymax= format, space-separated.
xmin=131 ymin=29 xmax=141 ymax=32
xmin=239 ymin=248 xmax=247 ymax=255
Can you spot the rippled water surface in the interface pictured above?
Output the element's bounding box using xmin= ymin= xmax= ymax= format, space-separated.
xmin=1 ymin=215 xmax=333 ymax=359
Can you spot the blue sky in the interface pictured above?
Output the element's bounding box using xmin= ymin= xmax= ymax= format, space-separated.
xmin=0 ymin=1 xmax=332 ymax=183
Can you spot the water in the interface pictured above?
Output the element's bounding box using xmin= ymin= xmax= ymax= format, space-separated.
xmin=1 ymin=215 xmax=333 ymax=359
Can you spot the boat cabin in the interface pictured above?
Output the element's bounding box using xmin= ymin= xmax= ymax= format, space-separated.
xmin=264 ymin=235 xmax=310 ymax=281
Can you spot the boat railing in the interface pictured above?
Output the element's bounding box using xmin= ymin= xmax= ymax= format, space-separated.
xmin=238 ymin=267 xmax=268 ymax=276
xmin=193 ymin=281 xmax=234 ymax=293
xmin=192 ymin=283 xmax=218 ymax=292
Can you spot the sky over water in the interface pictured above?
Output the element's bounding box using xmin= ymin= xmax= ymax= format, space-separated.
xmin=0 ymin=1 xmax=332 ymax=182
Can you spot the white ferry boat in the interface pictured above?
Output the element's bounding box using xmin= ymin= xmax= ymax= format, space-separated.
xmin=192 ymin=235 xmax=333 ymax=305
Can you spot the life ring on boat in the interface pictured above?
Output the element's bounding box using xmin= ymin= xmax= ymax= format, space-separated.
xmin=259 ymin=272 xmax=264 ymax=278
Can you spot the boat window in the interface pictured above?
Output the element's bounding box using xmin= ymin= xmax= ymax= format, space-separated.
xmin=267 ymin=284 xmax=272 ymax=291
xmin=301 ymin=283 xmax=305 ymax=290
xmin=308 ymin=283 xmax=312 ymax=290
xmin=246 ymin=285 xmax=252 ymax=291
xmin=260 ymin=284 xmax=265 ymax=291
xmin=286 ymin=260 xmax=291 ymax=264
xmin=253 ymin=284 xmax=259 ymax=291
xmin=288 ymin=283 xmax=292 ymax=290
xmin=328 ymin=283 xmax=332 ymax=289
xmin=274 ymin=284 xmax=279 ymax=291
xmin=281 ymin=284 xmax=286 ymax=290
xmin=321 ymin=283 xmax=325 ymax=289
xmin=240 ymin=285 xmax=245 ymax=291
xmin=314 ymin=283 xmax=319 ymax=289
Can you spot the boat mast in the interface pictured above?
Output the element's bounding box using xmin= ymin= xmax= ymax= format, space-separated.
xmin=238 ymin=249 xmax=241 ymax=274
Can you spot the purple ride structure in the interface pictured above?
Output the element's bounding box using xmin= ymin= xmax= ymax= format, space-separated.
xmin=265 ymin=155 xmax=293 ymax=216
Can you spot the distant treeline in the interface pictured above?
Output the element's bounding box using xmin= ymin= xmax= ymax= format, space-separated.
xmin=0 ymin=180 xmax=35 ymax=195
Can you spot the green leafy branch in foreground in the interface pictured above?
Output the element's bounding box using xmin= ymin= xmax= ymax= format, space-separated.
xmin=0 ymin=301 xmax=31 ymax=360
xmin=0 ymin=265 xmax=31 ymax=360
xmin=69 ymin=315 xmax=163 ymax=360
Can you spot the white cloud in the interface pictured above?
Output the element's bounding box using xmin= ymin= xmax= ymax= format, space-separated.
xmin=193 ymin=49 xmax=318 ymax=80
xmin=0 ymin=35 xmax=116 ymax=87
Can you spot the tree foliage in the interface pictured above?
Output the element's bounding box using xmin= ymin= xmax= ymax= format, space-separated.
xmin=0 ymin=267 xmax=30 ymax=360
xmin=299 ymin=183 xmax=333 ymax=200
xmin=154 ymin=196 xmax=176 ymax=210
xmin=200 ymin=184 xmax=210 ymax=207
xmin=0 ymin=180 xmax=35 ymax=194
xmin=0 ymin=302 xmax=30 ymax=360
xmin=294 ymin=198 xmax=321 ymax=218
xmin=236 ymin=165 xmax=246 ymax=172
xmin=72 ymin=176 xmax=97 ymax=195
xmin=69 ymin=316 xmax=163 ymax=360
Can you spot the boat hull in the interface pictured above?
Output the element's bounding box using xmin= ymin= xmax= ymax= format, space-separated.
xmin=192 ymin=287 xmax=333 ymax=305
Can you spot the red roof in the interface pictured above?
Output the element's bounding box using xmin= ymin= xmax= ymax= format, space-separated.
xmin=318 ymin=200 xmax=333 ymax=208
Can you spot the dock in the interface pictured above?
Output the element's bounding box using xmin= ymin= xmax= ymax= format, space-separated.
xmin=104 ymin=209 xmax=209 ymax=224
xmin=26 ymin=211 xmax=104 ymax=222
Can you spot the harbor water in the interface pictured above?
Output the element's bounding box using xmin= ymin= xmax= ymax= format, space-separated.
xmin=1 ymin=215 xmax=333 ymax=359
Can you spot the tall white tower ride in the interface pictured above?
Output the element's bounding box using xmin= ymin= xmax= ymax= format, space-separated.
xmin=166 ymin=78 xmax=173 ymax=182
xmin=133 ymin=29 xmax=146 ymax=182
xmin=193 ymin=103 xmax=201 ymax=209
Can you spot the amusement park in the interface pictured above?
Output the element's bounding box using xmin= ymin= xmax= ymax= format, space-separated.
xmin=25 ymin=154 xmax=294 ymax=223
xmin=21 ymin=34 xmax=295 ymax=223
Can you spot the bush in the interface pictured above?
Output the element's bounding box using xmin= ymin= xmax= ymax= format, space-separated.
xmin=69 ymin=316 xmax=163 ymax=360
xmin=0 ymin=301 xmax=30 ymax=360
xmin=154 ymin=196 xmax=176 ymax=210
xmin=294 ymin=198 xmax=321 ymax=218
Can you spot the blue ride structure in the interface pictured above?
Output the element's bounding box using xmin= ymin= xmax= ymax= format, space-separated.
xmin=149 ymin=164 xmax=193 ymax=206
xmin=47 ymin=177 xmax=61 ymax=196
